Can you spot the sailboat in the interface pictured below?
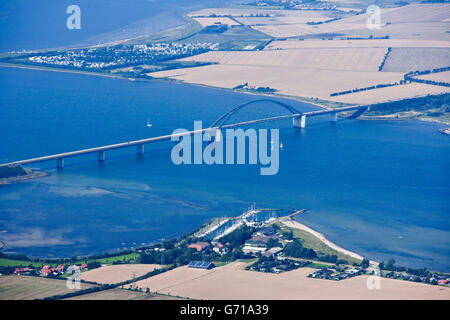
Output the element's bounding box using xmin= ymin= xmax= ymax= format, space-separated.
xmin=280 ymin=142 xmax=283 ymax=150
xmin=146 ymin=118 xmax=152 ymax=127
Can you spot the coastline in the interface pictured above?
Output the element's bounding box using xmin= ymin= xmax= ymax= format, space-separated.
xmin=281 ymin=218 xmax=373 ymax=264
xmin=2 ymin=62 xmax=448 ymax=126
xmin=0 ymin=171 xmax=49 ymax=185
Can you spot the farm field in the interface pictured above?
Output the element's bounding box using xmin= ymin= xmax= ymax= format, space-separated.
xmin=151 ymin=63 xmax=450 ymax=104
xmin=0 ymin=275 xmax=96 ymax=300
xmin=66 ymin=288 xmax=183 ymax=300
xmin=265 ymin=39 xmax=450 ymax=50
xmin=416 ymin=71 xmax=450 ymax=83
xmin=381 ymin=48 xmax=450 ymax=72
xmin=178 ymin=48 xmax=387 ymax=71
xmin=127 ymin=261 xmax=450 ymax=300
xmin=234 ymin=10 xmax=339 ymax=26
xmin=328 ymin=83 xmax=450 ymax=104
xmin=251 ymin=4 xmax=449 ymax=39
xmin=80 ymin=264 xmax=163 ymax=285
xmin=150 ymin=63 xmax=404 ymax=100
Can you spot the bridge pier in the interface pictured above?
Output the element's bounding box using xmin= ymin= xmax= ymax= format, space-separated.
xmin=98 ymin=151 xmax=105 ymax=162
xmin=330 ymin=112 xmax=337 ymax=122
xmin=293 ymin=115 xmax=306 ymax=128
xmin=137 ymin=144 xmax=144 ymax=155
xmin=56 ymin=158 xmax=64 ymax=169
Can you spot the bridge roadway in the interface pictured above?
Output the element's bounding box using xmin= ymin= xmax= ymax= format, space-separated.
xmin=0 ymin=105 xmax=368 ymax=168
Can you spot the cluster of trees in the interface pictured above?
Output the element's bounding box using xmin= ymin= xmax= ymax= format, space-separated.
xmin=233 ymin=83 xmax=277 ymax=93
xmin=201 ymin=24 xmax=228 ymax=34
xmin=249 ymin=255 xmax=310 ymax=272
xmin=138 ymin=226 xmax=255 ymax=267
xmin=379 ymin=258 xmax=430 ymax=277
xmin=404 ymin=67 xmax=450 ymax=87
xmin=366 ymin=93 xmax=450 ymax=115
xmin=284 ymin=239 xmax=317 ymax=259
xmin=307 ymin=18 xmax=340 ymax=25
xmin=330 ymin=81 xmax=400 ymax=96
xmin=378 ymin=47 xmax=392 ymax=71
xmin=343 ymin=35 xmax=389 ymax=40
xmin=0 ymin=165 xmax=30 ymax=179
xmin=221 ymin=226 xmax=255 ymax=248
xmin=282 ymin=238 xmax=350 ymax=264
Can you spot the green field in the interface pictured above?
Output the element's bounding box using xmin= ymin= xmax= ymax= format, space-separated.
xmin=92 ymin=252 xmax=140 ymax=264
xmin=276 ymin=222 xmax=361 ymax=265
xmin=0 ymin=258 xmax=52 ymax=268
xmin=0 ymin=251 xmax=140 ymax=269
xmin=124 ymin=15 xmax=203 ymax=45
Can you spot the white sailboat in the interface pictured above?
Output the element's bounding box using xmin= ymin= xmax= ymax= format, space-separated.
xmin=280 ymin=142 xmax=283 ymax=150
xmin=146 ymin=118 xmax=152 ymax=127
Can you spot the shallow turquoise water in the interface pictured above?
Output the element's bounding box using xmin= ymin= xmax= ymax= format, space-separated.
xmin=0 ymin=67 xmax=449 ymax=271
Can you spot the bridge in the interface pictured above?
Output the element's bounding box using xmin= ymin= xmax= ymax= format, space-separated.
xmin=0 ymin=100 xmax=368 ymax=169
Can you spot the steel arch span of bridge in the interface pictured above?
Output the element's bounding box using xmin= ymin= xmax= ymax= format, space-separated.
xmin=209 ymin=98 xmax=369 ymax=130
xmin=0 ymin=99 xmax=369 ymax=169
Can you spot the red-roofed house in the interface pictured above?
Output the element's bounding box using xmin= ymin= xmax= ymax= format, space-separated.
xmin=14 ymin=267 xmax=30 ymax=275
xmin=41 ymin=265 xmax=51 ymax=276
xmin=188 ymin=242 xmax=210 ymax=252
xmin=213 ymin=243 xmax=227 ymax=255
xmin=438 ymin=279 xmax=449 ymax=285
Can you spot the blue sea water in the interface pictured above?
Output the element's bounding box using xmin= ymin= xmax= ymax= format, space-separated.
xmin=0 ymin=67 xmax=449 ymax=271
xmin=0 ymin=0 xmax=239 ymax=51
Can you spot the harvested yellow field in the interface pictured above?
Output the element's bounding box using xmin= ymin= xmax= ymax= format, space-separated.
xmin=343 ymin=22 xmax=450 ymax=42
xmin=192 ymin=17 xmax=240 ymax=27
xmin=382 ymin=48 xmax=450 ymax=72
xmin=66 ymin=288 xmax=182 ymax=300
xmin=80 ymin=264 xmax=163 ymax=285
xmin=252 ymin=4 xmax=450 ymax=39
xmin=150 ymin=64 xmax=404 ymax=100
xmin=128 ymin=262 xmax=450 ymax=300
xmin=329 ymin=83 xmax=450 ymax=104
xmin=416 ymin=71 xmax=450 ymax=83
xmin=179 ymin=48 xmax=387 ymax=72
xmin=266 ymin=39 xmax=450 ymax=50
xmin=0 ymin=275 xmax=96 ymax=300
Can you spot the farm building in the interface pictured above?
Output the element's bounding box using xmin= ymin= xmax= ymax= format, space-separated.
xmin=188 ymin=261 xmax=216 ymax=270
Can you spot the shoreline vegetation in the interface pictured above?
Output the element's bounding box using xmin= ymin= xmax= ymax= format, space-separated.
xmin=0 ymin=213 xmax=446 ymax=273
xmin=280 ymin=219 xmax=366 ymax=263
xmin=1 ymin=212 xmax=449 ymax=300
xmin=0 ymin=165 xmax=48 ymax=185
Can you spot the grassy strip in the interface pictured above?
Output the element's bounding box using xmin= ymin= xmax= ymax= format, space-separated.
xmin=276 ymin=222 xmax=361 ymax=265
xmin=0 ymin=252 xmax=140 ymax=269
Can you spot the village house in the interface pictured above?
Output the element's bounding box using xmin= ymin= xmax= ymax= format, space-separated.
xmin=188 ymin=242 xmax=211 ymax=252
xmin=14 ymin=267 xmax=31 ymax=275
xmin=213 ymin=243 xmax=227 ymax=255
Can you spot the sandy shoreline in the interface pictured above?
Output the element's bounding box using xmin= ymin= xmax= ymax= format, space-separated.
xmin=281 ymin=219 xmax=373 ymax=264
xmin=2 ymin=62 xmax=449 ymax=125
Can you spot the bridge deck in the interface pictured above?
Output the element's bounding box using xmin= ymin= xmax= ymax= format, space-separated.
xmin=0 ymin=105 xmax=368 ymax=168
